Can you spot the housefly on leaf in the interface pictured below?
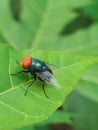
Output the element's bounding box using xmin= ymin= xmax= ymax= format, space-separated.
xmin=11 ymin=56 xmax=61 ymax=98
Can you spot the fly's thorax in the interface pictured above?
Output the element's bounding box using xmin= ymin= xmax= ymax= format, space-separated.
xmin=29 ymin=58 xmax=52 ymax=74
xmin=28 ymin=59 xmax=43 ymax=74
xmin=31 ymin=59 xmax=42 ymax=70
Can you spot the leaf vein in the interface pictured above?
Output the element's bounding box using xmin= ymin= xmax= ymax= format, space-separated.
xmin=8 ymin=48 xmax=14 ymax=88
xmin=0 ymin=100 xmax=26 ymax=117
xmin=32 ymin=1 xmax=50 ymax=49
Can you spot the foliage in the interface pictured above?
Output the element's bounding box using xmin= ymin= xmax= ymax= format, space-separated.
xmin=0 ymin=0 xmax=98 ymax=130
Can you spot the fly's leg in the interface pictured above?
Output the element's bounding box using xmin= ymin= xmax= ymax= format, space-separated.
xmin=24 ymin=80 xmax=36 ymax=96
xmin=24 ymin=74 xmax=37 ymax=96
xmin=11 ymin=70 xmax=29 ymax=76
xmin=16 ymin=60 xmax=20 ymax=64
xmin=42 ymin=81 xmax=49 ymax=99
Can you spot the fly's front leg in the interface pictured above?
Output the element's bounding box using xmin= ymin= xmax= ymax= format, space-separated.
xmin=11 ymin=70 xmax=29 ymax=76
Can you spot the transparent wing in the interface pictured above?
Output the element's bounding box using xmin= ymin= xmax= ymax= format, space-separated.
xmin=36 ymin=71 xmax=61 ymax=89
xmin=47 ymin=63 xmax=62 ymax=72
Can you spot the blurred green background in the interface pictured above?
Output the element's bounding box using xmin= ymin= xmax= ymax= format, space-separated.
xmin=0 ymin=0 xmax=98 ymax=130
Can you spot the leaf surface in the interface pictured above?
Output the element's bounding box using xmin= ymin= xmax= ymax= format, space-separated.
xmin=0 ymin=43 xmax=98 ymax=128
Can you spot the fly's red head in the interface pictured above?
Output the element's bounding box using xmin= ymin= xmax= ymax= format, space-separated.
xmin=20 ymin=56 xmax=32 ymax=69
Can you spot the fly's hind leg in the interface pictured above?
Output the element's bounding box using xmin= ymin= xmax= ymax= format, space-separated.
xmin=24 ymin=75 xmax=37 ymax=96
xmin=24 ymin=80 xmax=36 ymax=96
xmin=42 ymin=81 xmax=49 ymax=99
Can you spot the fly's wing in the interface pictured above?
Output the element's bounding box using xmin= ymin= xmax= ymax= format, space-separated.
xmin=36 ymin=71 xmax=61 ymax=89
xmin=47 ymin=63 xmax=62 ymax=72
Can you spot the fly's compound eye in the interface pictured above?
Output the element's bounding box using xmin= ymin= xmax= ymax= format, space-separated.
xmin=20 ymin=56 xmax=32 ymax=69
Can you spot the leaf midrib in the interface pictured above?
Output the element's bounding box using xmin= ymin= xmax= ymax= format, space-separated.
xmin=32 ymin=0 xmax=50 ymax=49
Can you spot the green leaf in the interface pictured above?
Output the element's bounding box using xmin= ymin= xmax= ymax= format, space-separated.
xmin=16 ymin=125 xmax=35 ymax=130
xmin=37 ymin=111 xmax=73 ymax=125
xmin=0 ymin=31 xmax=7 ymax=44
xmin=76 ymin=65 xmax=98 ymax=102
xmin=0 ymin=0 xmax=47 ymax=49
xmin=84 ymin=0 xmax=98 ymax=21
xmin=0 ymin=0 xmax=93 ymax=50
xmin=66 ymin=65 xmax=98 ymax=130
xmin=67 ymin=87 xmax=98 ymax=130
xmin=0 ymin=43 xmax=98 ymax=129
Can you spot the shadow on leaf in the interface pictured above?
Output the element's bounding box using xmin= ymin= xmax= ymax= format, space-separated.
xmin=60 ymin=8 xmax=95 ymax=36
